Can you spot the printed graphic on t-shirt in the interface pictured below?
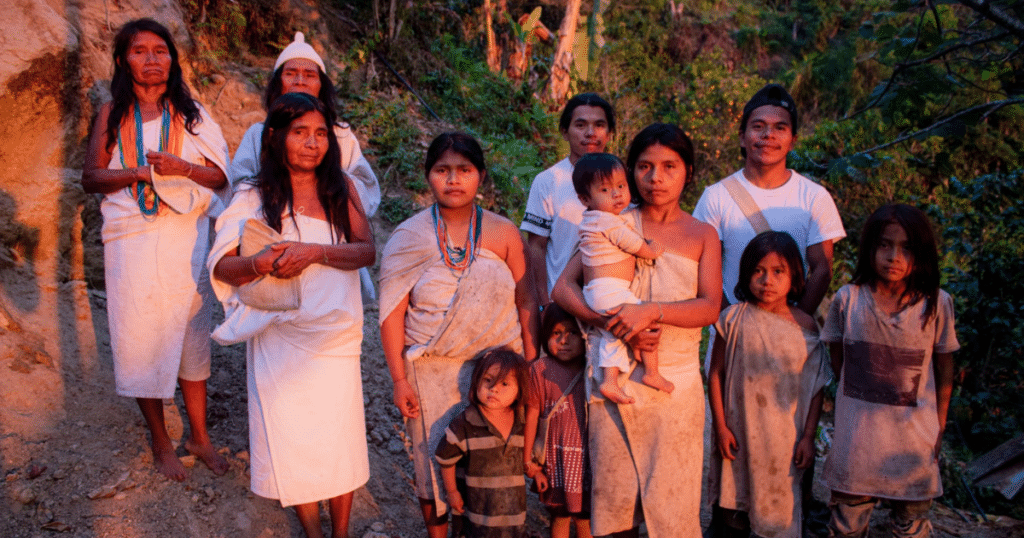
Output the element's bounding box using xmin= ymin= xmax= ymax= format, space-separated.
xmin=842 ymin=340 xmax=925 ymax=406
xmin=523 ymin=212 xmax=551 ymax=230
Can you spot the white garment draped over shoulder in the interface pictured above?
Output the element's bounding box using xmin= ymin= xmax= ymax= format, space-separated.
xmin=103 ymin=104 xmax=230 ymax=399
xmin=229 ymin=121 xmax=380 ymax=301
xmin=377 ymin=208 xmax=523 ymax=512
xmin=207 ymin=187 xmax=368 ymax=506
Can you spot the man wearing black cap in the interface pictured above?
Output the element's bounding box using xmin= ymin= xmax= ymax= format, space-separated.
xmin=693 ymin=83 xmax=845 ymax=317
xmin=693 ymin=83 xmax=844 ymax=537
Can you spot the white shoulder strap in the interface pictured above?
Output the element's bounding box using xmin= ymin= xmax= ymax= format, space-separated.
xmin=722 ymin=176 xmax=771 ymax=234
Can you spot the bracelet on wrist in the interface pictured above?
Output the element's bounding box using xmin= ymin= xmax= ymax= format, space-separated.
xmin=251 ymin=257 xmax=262 ymax=276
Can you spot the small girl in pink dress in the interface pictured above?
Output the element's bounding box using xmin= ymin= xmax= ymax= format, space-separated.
xmin=524 ymin=304 xmax=592 ymax=538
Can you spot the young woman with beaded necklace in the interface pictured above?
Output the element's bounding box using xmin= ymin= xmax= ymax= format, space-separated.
xmin=81 ymin=18 xmax=230 ymax=482
xmin=378 ymin=132 xmax=538 ymax=538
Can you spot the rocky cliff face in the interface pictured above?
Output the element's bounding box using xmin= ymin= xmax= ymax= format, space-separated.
xmin=0 ymin=0 xmax=265 ymax=460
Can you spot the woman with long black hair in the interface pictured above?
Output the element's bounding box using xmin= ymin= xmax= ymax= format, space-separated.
xmin=82 ymin=18 xmax=230 ymax=481
xmin=210 ymin=92 xmax=374 ymax=538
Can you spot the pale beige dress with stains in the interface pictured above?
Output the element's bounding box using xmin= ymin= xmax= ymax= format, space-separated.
xmin=588 ymin=248 xmax=705 ymax=538
xmin=710 ymin=302 xmax=829 ymax=538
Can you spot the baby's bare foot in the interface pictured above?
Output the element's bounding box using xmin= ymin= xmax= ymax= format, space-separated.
xmin=600 ymin=378 xmax=635 ymax=404
xmin=642 ymin=372 xmax=675 ymax=394
xmin=152 ymin=442 xmax=187 ymax=482
xmin=185 ymin=439 xmax=230 ymax=476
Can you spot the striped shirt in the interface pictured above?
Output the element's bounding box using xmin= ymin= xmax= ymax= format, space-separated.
xmin=435 ymin=405 xmax=526 ymax=538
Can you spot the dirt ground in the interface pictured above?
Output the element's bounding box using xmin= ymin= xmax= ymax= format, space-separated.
xmin=2 ymin=234 xmax=1022 ymax=538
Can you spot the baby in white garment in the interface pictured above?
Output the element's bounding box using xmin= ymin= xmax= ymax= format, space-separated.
xmin=573 ymin=153 xmax=672 ymax=404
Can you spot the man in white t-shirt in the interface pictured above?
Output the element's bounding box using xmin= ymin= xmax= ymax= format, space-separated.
xmin=521 ymin=93 xmax=615 ymax=305
xmin=694 ymin=83 xmax=845 ymax=536
xmin=693 ymin=83 xmax=845 ymax=316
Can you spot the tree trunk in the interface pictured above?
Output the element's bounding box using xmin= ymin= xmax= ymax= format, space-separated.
xmin=484 ymin=0 xmax=505 ymax=73
xmin=507 ymin=11 xmax=551 ymax=83
xmin=547 ymin=0 xmax=583 ymax=105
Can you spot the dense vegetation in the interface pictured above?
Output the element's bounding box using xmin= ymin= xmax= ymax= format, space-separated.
xmin=188 ymin=0 xmax=1022 ymax=517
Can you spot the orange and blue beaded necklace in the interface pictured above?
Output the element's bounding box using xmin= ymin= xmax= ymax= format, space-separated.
xmin=431 ymin=202 xmax=482 ymax=271
xmin=117 ymin=102 xmax=171 ymax=216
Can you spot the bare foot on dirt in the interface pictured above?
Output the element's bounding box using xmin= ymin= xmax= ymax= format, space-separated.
xmin=152 ymin=441 xmax=188 ymax=482
xmin=642 ymin=372 xmax=675 ymax=394
xmin=185 ymin=438 xmax=230 ymax=476
xmin=599 ymin=377 xmax=635 ymax=404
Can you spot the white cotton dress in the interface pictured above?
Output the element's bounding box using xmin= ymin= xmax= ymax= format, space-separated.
xmin=208 ymin=188 xmax=369 ymax=506
xmin=103 ymin=105 xmax=229 ymax=398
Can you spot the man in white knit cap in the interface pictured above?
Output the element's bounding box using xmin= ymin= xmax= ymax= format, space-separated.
xmin=228 ymin=32 xmax=380 ymax=298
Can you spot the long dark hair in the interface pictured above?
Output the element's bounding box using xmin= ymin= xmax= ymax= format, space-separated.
xmin=625 ymin=123 xmax=696 ymax=205
xmin=852 ymin=204 xmax=940 ymax=327
xmin=424 ymin=132 xmax=490 ymax=189
xmin=264 ymin=66 xmax=338 ymax=126
xmin=105 ymin=18 xmax=201 ymax=151
xmin=734 ymin=231 xmax=806 ymax=304
xmin=257 ymin=93 xmax=353 ymax=243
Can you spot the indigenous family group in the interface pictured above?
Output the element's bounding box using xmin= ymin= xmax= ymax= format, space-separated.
xmin=83 ymin=18 xmax=959 ymax=538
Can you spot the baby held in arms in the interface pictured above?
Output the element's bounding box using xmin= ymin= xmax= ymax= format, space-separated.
xmin=574 ymin=153 xmax=671 ymax=404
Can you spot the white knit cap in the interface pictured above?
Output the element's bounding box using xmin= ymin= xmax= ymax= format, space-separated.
xmin=273 ymin=32 xmax=326 ymax=73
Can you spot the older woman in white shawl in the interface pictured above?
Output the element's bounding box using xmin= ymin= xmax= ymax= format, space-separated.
xmin=82 ymin=18 xmax=230 ymax=482
xmin=379 ymin=132 xmax=538 ymax=538
xmin=209 ymin=93 xmax=374 ymax=538
xmin=228 ymin=31 xmax=379 ymax=301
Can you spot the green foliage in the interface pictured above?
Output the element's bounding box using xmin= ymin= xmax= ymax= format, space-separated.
xmin=412 ymin=34 xmax=559 ymax=218
xmin=935 ymin=170 xmax=1024 ymax=449
xmin=422 ymin=35 xmax=556 ymax=143
xmin=666 ymin=56 xmax=764 ymax=207
xmin=483 ymin=135 xmax=545 ymax=223
xmin=182 ymin=0 xmax=294 ymax=58
xmin=339 ymin=93 xmax=425 ymax=210
xmin=377 ymin=196 xmax=417 ymax=224
xmin=197 ymin=0 xmax=1024 ymax=518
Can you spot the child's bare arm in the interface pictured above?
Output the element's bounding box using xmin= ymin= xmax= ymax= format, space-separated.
xmin=532 ymin=470 xmax=549 ymax=492
xmin=439 ymin=465 xmax=464 ymax=514
xmin=708 ymin=332 xmax=737 ymax=460
xmin=632 ymin=238 xmax=664 ymax=260
xmin=794 ymin=388 xmax=825 ymax=469
xmin=828 ymin=342 xmax=843 ymax=381
xmin=933 ymin=351 xmax=955 ymax=460
xmin=523 ymin=403 xmax=541 ymax=469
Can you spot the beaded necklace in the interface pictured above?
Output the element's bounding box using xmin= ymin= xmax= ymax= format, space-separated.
xmin=431 ymin=203 xmax=482 ymax=271
xmin=117 ymin=102 xmax=170 ymax=215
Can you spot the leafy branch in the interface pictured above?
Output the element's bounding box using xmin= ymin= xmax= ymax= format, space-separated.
xmin=958 ymin=0 xmax=1024 ymax=40
xmin=855 ymin=97 xmax=1024 ymax=155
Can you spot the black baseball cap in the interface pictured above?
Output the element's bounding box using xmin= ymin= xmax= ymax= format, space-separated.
xmin=740 ymin=84 xmax=798 ymax=134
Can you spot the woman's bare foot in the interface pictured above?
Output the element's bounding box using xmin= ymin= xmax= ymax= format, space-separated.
xmin=152 ymin=440 xmax=187 ymax=482
xmin=185 ymin=438 xmax=230 ymax=476
xmin=600 ymin=378 xmax=635 ymax=404
xmin=642 ymin=372 xmax=675 ymax=394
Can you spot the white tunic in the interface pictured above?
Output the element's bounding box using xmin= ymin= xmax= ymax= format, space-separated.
xmin=589 ymin=248 xmax=705 ymax=538
xmin=102 ymin=105 xmax=229 ymax=398
xmin=520 ymin=158 xmax=585 ymax=294
xmin=229 ymin=121 xmax=380 ymax=301
xmin=208 ymin=188 xmax=369 ymax=506
xmin=692 ymin=169 xmax=846 ymax=305
xmin=821 ymin=284 xmax=959 ymax=500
